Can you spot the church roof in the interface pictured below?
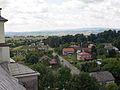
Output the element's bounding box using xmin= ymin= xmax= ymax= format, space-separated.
xmin=0 ymin=8 xmax=8 ymax=22
xmin=0 ymin=16 xmax=8 ymax=22
xmin=8 ymin=63 xmax=40 ymax=78
xmin=0 ymin=65 xmax=26 ymax=90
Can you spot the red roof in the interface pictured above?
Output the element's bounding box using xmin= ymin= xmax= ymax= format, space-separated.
xmin=78 ymin=52 xmax=91 ymax=56
xmin=85 ymin=57 xmax=92 ymax=60
xmin=71 ymin=45 xmax=79 ymax=48
xmin=63 ymin=48 xmax=74 ymax=52
xmin=49 ymin=59 xmax=57 ymax=64
xmin=82 ymin=48 xmax=91 ymax=50
xmin=40 ymin=55 xmax=49 ymax=61
xmin=37 ymin=42 xmax=44 ymax=45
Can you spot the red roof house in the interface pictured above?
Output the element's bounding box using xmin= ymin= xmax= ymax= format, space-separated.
xmin=49 ymin=59 xmax=57 ymax=67
xmin=40 ymin=55 xmax=49 ymax=61
xmin=37 ymin=42 xmax=44 ymax=46
xmin=63 ymin=48 xmax=75 ymax=55
xmin=77 ymin=52 xmax=92 ymax=61
xmin=82 ymin=48 xmax=91 ymax=52
xmin=71 ymin=45 xmax=79 ymax=50
xmin=49 ymin=59 xmax=57 ymax=65
xmin=71 ymin=45 xmax=79 ymax=48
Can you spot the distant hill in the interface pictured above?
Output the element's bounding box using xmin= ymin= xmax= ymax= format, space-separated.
xmin=5 ymin=28 xmax=119 ymax=36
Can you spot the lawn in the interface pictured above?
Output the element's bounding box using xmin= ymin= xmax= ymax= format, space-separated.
xmin=62 ymin=54 xmax=77 ymax=63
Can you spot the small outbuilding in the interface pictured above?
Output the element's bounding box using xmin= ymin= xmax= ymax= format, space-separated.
xmin=90 ymin=71 xmax=115 ymax=84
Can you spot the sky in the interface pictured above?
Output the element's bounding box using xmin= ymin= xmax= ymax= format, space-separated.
xmin=0 ymin=0 xmax=120 ymax=32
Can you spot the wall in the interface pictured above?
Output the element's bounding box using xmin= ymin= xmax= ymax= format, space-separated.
xmin=0 ymin=47 xmax=10 ymax=63
xmin=0 ymin=22 xmax=5 ymax=43
xmin=17 ymin=75 xmax=38 ymax=90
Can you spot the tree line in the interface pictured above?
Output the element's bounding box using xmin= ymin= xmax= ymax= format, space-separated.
xmin=44 ymin=30 xmax=120 ymax=50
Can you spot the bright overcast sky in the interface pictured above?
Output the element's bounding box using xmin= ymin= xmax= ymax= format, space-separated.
xmin=1 ymin=0 xmax=120 ymax=32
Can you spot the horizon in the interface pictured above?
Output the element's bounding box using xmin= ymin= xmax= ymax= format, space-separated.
xmin=1 ymin=0 xmax=120 ymax=32
xmin=5 ymin=27 xmax=120 ymax=33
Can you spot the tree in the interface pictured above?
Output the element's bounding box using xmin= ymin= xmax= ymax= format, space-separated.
xmin=70 ymin=72 xmax=100 ymax=90
xmin=108 ymin=49 xmax=116 ymax=58
xmin=102 ymin=58 xmax=120 ymax=83
xmin=91 ymin=46 xmax=97 ymax=59
xmin=54 ymin=66 xmax=71 ymax=90
xmin=30 ymin=63 xmax=55 ymax=89
xmin=25 ymin=52 xmax=39 ymax=64
xmin=105 ymin=83 xmax=118 ymax=90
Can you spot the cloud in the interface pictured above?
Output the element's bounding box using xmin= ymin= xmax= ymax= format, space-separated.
xmin=79 ymin=0 xmax=104 ymax=3
xmin=0 ymin=0 xmax=120 ymax=32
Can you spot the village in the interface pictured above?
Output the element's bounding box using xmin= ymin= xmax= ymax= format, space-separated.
xmin=6 ymin=35 xmax=120 ymax=88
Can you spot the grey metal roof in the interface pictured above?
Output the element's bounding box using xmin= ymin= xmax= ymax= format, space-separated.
xmin=0 ymin=16 xmax=8 ymax=22
xmin=8 ymin=63 xmax=40 ymax=78
xmin=0 ymin=65 xmax=26 ymax=90
xmin=90 ymin=71 xmax=115 ymax=82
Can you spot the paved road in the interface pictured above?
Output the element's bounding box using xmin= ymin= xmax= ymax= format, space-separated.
xmin=53 ymin=52 xmax=80 ymax=75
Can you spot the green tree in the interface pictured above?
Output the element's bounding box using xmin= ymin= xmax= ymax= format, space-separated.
xmin=105 ymin=83 xmax=118 ymax=90
xmin=54 ymin=66 xmax=71 ymax=90
xmin=25 ymin=52 xmax=39 ymax=64
xmin=30 ymin=63 xmax=55 ymax=89
xmin=70 ymin=72 xmax=100 ymax=90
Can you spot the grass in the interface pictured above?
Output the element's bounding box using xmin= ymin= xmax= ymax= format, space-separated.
xmin=62 ymin=54 xmax=77 ymax=63
xmin=13 ymin=46 xmax=23 ymax=50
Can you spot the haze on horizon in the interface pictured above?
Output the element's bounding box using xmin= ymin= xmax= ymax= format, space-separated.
xmin=1 ymin=0 xmax=120 ymax=32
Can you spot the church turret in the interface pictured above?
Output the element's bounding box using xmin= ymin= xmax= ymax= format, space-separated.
xmin=0 ymin=8 xmax=10 ymax=63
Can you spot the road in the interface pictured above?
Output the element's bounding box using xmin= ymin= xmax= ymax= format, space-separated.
xmin=53 ymin=52 xmax=80 ymax=75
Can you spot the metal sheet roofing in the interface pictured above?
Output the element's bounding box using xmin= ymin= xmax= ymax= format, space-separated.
xmin=0 ymin=65 xmax=26 ymax=90
xmin=8 ymin=63 xmax=39 ymax=77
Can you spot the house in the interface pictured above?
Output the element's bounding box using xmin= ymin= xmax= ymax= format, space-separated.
xmin=40 ymin=55 xmax=49 ymax=61
xmin=105 ymin=44 xmax=119 ymax=53
xmin=77 ymin=52 xmax=92 ymax=61
xmin=88 ymin=44 xmax=94 ymax=48
xmin=82 ymin=48 xmax=91 ymax=52
xmin=90 ymin=71 xmax=115 ymax=84
xmin=71 ymin=45 xmax=79 ymax=50
xmin=49 ymin=59 xmax=57 ymax=67
xmin=37 ymin=42 xmax=44 ymax=46
xmin=63 ymin=48 xmax=75 ymax=55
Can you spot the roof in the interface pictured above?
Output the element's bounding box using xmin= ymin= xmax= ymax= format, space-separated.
xmin=8 ymin=63 xmax=40 ymax=78
xmin=37 ymin=42 xmax=44 ymax=45
xmin=49 ymin=59 xmax=57 ymax=65
xmin=71 ymin=45 xmax=79 ymax=48
xmin=0 ymin=65 xmax=26 ymax=90
xmin=78 ymin=52 xmax=91 ymax=56
xmin=63 ymin=48 xmax=74 ymax=52
xmin=85 ymin=57 xmax=92 ymax=60
xmin=40 ymin=55 xmax=49 ymax=61
xmin=82 ymin=48 xmax=91 ymax=50
xmin=90 ymin=71 xmax=115 ymax=83
xmin=0 ymin=16 xmax=8 ymax=22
